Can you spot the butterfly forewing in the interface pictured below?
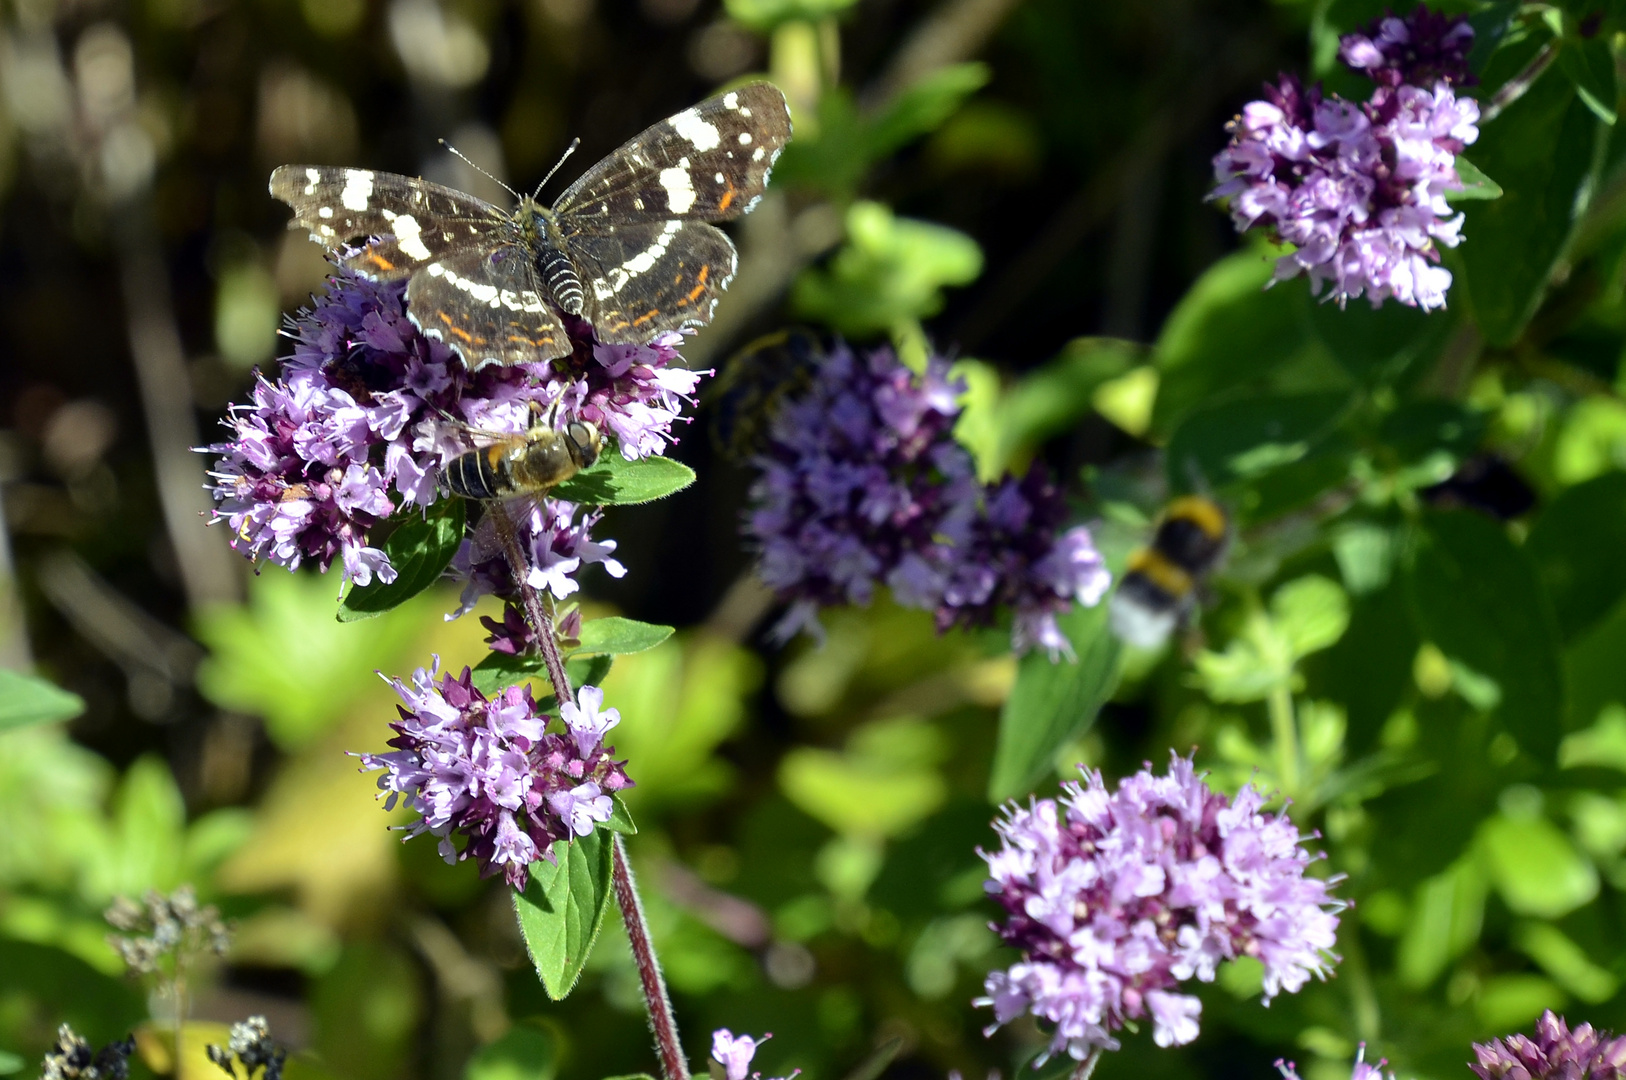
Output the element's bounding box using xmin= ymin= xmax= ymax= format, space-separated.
xmin=406 ymin=247 xmax=568 ymax=366
xmin=554 ymin=82 xmax=792 ymax=226
xmin=572 ymin=220 xmax=739 ymax=343
xmin=270 ymin=165 xmax=508 ymax=281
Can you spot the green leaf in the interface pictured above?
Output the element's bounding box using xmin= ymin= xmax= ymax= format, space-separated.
xmin=1480 ymin=813 xmax=1598 ymax=918
xmin=1557 ymin=34 xmax=1617 ymax=125
xmin=987 ymin=338 xmax=1144 ymax=474
xmin=1513 ymin=921 xmax=1620 ymax=1002
xmin=988 ymin=600 xmax=1121 ymax=802
xmin=1149 ymin=249 xmax=1326 ymax=436
xmin=867 ymin=64 xmax=990 ymax=158
xmin=0 ymin=670 xmax=85 ymax=731
xmin=722 ymin=0 xmax=856 ymax=32
xmin=0 ymin=1051 xmax=23 ymax=1076
xmin=1527 ymin=473 xmax=1626 ymax=642
xmin=1164 ymin=391 xmax=1354 ymax=523
xmin=470 ymin=652 xmax=552 ymax=699
xmin=1305 ymin=295 xmax=1455 ymax=385
xmin=605 ymin=796 xmax=637 ymax=835
xmin=512 ymin=829 xmax=616 ymax=1000
xmin=573 ymin=617 xmax=674 ymax=657
xmin=463 ymin=1022 xmax=561 ymax=1080
xmin=1446 ymin=156 xmax=1505 ymax=202
xmin=1455 ymin=69 xmax=1605 ymax=346
xmin=1405 ymin=511 xmax=1566 ymax=760
xmin=791 ymin=201 xmax=983 ymax=336
xmin=568 ymin=653 xmax=614 ymax=690
xmin=338 ymin=499 xmax=466 ymax=622
xmin=551 ymin=453 xmax=696 ymax=506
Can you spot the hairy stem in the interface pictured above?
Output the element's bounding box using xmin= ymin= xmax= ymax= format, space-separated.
xmin=488 ymin=500 xmax=687 ymax=1080
xmin=488 ymin=503 xmax=571 ymax=701
xmin=614 ymin=835 xmax=690 ymax=1080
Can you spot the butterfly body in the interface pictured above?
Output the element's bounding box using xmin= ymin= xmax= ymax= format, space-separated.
xmin=271 ymin=83 xmax=792 ymax=367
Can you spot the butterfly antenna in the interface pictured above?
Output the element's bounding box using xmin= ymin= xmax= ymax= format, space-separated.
xmin=439 ymin=139 xmax=520 ymax=201
xmin=533 ymin=137 xmax=581 ymax=200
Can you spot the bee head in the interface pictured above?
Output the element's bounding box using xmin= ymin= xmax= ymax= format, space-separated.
xmin=565 ymin=420 xmax=602 ymax=469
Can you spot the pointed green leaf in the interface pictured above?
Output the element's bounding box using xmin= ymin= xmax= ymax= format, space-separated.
xmin=551 ymin=453 xmax=695 ymax=506
xmin=573 ymin=617 xmax=674 ymax=657
xmin=605 ymin=796 xmax=637 ymax=835
xmin=568 ymin=653 xmax=614 ymax=690
xmin=0 ymin=671 xmax=85 ymax=731
xmin=338 ymin=499 xmax=466 ymax=621
xmin=471 ymin=652 xmax=552 ymax=699
xmin=988 ymin=600 xmax=1121 ymax=802
xmin=1446 ymin=156 xmax=1505 ymax=202
xmin=512 ymin=829 xmax=616 ymax=1000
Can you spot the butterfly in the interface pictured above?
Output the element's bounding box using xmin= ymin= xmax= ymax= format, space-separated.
xmin=270 ymin=82 xmax=792 ymax=367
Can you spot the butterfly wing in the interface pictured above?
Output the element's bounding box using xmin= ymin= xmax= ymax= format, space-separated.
xmin=569 ymin=220 xmax=740 ymax=343
xmin=405 ymin=247 xmax=570 ymax=366
xmin=552 ymin=82 xmax=792 ymax=227
xmin=270 ymin=165 xmax=510 ymax=281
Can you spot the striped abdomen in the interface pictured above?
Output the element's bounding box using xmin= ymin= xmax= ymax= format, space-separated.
xmin=539 ymin=246 xmax=584 ymax=315
xmin=443 ymin=445 xmax=511 ymax=501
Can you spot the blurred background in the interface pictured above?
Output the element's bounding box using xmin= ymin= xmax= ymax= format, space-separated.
xmin=11 ymin=2 xmax=1626 ymax=1080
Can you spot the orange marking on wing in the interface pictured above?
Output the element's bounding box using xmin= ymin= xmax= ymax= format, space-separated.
xmin=368 ymin=252 xmax=397 ymax=271
xmin=718 ymin=184 xmax=737 ymax=212
xmin=631 ymin=309 xmax=661 ymax=327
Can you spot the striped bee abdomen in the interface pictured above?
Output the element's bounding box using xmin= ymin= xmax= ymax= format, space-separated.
xmin=539 ymin=247 xmax=585 ymax=315
xmin=444 ymin=445 xmax=508 ymax=501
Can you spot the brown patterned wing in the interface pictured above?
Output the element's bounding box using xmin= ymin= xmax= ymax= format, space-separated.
xmin=269 ymin=165 xmax=509 ymax=281
xmin=552 ymin=82 xmax=792 ymax=227
xmin=570 ymin=220 xmax=739 ymax=343
xmin=404 ymin=247 xmax=570 ymax=366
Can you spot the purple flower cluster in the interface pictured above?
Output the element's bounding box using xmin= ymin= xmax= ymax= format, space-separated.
xmin=976 ymin=754 xmax=1342 ymax=1059
xmin=448 ymin=497 xmax=627 ymax=651
xmin=1279 ymin=1046 xmax=1392 ymax=1080
xmin=745 ymin=343 xmax=1110 ymax=658
xmin=1472 ymin=1011 xmax=1626 ymax=1080
xmin=205 ymin=267 xmax=703 ymax=587
xmin=357 ymin=661 xmax=632 ymax=888
xmin=1210 ymin=6 xmax=1479 ymax=310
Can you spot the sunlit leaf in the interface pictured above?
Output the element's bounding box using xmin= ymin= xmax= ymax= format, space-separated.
xmin=1527 ymin=473 xmax=1626 ymax=642
xmin=1446 ymin=156 xmax=1505 ymax=201
xmin=339 ymin=499 xmax=466 ymax=622
xmin=1480 ymin=813 xmax=1598 ymax=918
xmin=551 ymin=454 xmax=696 ymax=506
xmin=573 ymin=617 xmax=674 ymax=657
xmin=463 ymin=1022 xmax=560 ymax=1080
xmin=0 ymin=671 xmax=85 ymax=731
xmin=512 ymin=830 xmax=615 ymax=1000
xmin=988 ymin=601 xmax=1120 ymax=802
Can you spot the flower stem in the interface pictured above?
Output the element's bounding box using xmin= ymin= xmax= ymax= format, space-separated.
xmin=1268 ymin=682 xmax=1301 ymax=804
xmin=613 ymin=835 xmax=691 ymax=1080
xmin=487 ymin=499 xmax=688 ymax=1080
xmin=489 ymin=503 xmax=571 ymax=702
xmin=1070 ymin=1048 xmax=1104 ymax=1080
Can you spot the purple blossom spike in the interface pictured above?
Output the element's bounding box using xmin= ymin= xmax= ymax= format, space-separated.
xmin=1340 ymin=6 xmax=1475 ymax=91
xmin=206 ymin=267 xmax=704 ymax=586
xmin=1210 ymin=72 xmax=1478 ymax=310
xmin=355 ymin=661 xmax=632 ymax=889
xmin=1279 ymin=1045 xmax=1394 ymax=1080
xmin=976 ymin=753 xmax=1343 ymax=1061
xmin=744 ymin=342 xmax=1109 ymax=656
xmin=1472 ymin=1011 xmax=1626 ymax=1080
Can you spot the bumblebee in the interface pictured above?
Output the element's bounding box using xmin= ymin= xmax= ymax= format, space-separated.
xmin=441 ymin=409 xmax=603 ymax=501
xmin=707 ymin=327 xmax=823 ymax=461
xmin=1109 ymin=495 xmax=1230 ymax=648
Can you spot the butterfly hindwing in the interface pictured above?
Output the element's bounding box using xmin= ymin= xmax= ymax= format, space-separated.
xmin=553 ymin=82 xmax=792 ymax=227
xmin=570 ymin=220 xmax=739 ymax=342
xmin=270 ymin=165 xmax=508 ymax=281
xmin=405 ymin=247 xmax=569 ymax=366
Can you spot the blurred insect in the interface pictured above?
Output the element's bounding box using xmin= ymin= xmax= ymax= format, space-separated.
xmin=1108 ymin=495 xmax=1231 ymax=648
xmin=440 ymin=402 xmax=603 ymax=501
xmin=707 ymin=327 xmax=823 ymax=461
xmin=1420 ymin=452 xmax=1536 ymax=521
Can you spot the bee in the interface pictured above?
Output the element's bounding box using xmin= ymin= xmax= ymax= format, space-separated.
xmin=441 ymin=406 xmax=603 ymax=501
xmin=707 ymin=327 xmax=823 ymax=461
xmin=1108 ymin=495 xmax=1231 ymax=648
